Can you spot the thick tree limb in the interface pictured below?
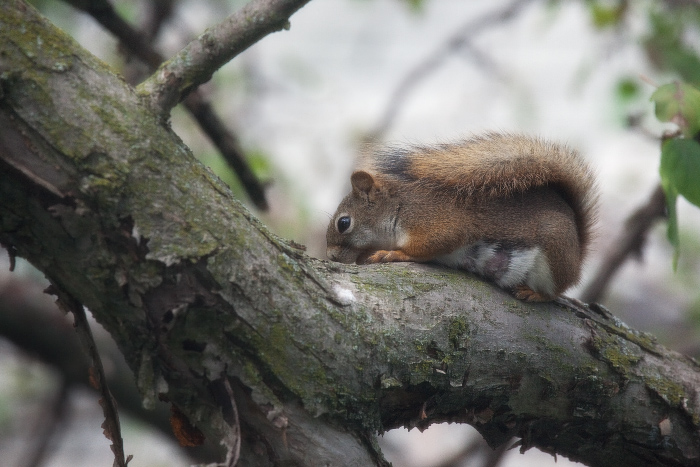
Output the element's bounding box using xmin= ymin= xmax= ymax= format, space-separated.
xmin=0 ymin=275 xmax=224 ymax=463
xmin=1 ymin=2 xmax=700 ymax=466
xmin=63 ymin=0 xmax=270 ymax=210
xmin=137 ymin=0 xmax=312 ymax=114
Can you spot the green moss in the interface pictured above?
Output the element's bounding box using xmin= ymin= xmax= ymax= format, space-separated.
xmin=526 ymin=333 xmax=570 ymax=356
xmin=408 ymin=359 xmax=435 ymax=382
xmin=589 ymin=330 xmax=642 ymax=379
xmin=278 ymin=252 xmax=302 ymax=275
xmin=646 ymin=374 xmax=686 ymax=406
xmin=448 ymin=316 xmax=470 ymax=349
xmin=348 ymin=264 xmax=447 ymax=297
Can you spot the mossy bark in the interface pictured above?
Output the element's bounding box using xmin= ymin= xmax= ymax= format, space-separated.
xmin=1 ymin=2 xmax=699 ymax=466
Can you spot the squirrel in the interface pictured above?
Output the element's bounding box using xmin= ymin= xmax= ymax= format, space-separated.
xmin=326 ymin=132 xmax=597 ymax=302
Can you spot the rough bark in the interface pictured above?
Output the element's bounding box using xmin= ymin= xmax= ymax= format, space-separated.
xmin=1 ymin=2 xmax=699 ymax=466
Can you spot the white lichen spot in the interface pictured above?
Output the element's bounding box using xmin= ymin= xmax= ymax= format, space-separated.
xmin=202 ymin=345 xmax=226 ymax=378
xmin=332 ymin=283 xmax=355 ymax=305
xmin=132 ymin=223 xmax=141 ymax=243
xmin=114 ymin=269 xmax=128 ymax=287
xmin=156 ymin=374 xmax=169 ymax=394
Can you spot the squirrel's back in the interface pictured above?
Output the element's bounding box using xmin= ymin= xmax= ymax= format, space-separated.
xmin=362 ymin=132 xmax=598 ymax=256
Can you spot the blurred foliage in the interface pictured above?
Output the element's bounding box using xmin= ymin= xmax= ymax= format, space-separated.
xmin=583 ymin=0 xmax=700 ymax=83
xmin=644 ymin=7 xmax=700 ymax=85
xmin=658 ymin=136 xmax=700 ymax=267
xmin=585 ymin=0 xmax=628 ymax=29
xmin=651 ymin=81 xmax=700 ymax=269
xmin=615 ymin=77 xmax=640 ymax=102
xmin=578 ymin=1 xmax=700 ymax=272
xmin=398 ymin=0 xmax=425 ymax=13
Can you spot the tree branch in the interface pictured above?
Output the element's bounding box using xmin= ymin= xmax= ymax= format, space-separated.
xmin=366 ymin=0 xmax=535 ymax=141
xmin=49 ymin=285 xmax=131 ymax=467
xmin=137 ymin=0 xmax=312 ymax=114
xmin=1 ymin=2 xmax=700 ymax=466
xmin=0 ymin=274 xmax=224 ymax=463
xmin=581 ymin=185 xmax=667 ymax=303
xmin=63 ymin=0 xmax=270 ymax=211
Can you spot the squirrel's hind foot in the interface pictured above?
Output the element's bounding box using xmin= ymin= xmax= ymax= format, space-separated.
xmin=360 ymin=249 xmax=416 ymax=264
xmin=513 ymin=285 xmax=554 ymax=302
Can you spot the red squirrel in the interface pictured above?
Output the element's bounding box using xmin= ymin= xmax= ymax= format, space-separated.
xmin=326 ymin=133 xmax=598 ymax=301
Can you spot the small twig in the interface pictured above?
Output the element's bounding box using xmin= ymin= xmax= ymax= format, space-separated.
xmin=366 ymin=0 xmax=535 ymax=141
xmin=580 ymin=184 xmax=667 ymax=303
xmin=121 ymin=0 xmax=176 ymax=85
xmin=46 ymin=284 xmax=132 ymax=467
xmin=137 ymin=0 xmax=312 ymax=114
xmin=63 ymin=0 xmax=269 ymax=210
xmin=222 ymin=378 xmax=241 ymax=467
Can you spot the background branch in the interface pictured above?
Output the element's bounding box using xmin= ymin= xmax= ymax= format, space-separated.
xmin=64 ymin=0 xmax=269 ymax=210
xmin=581 ymin=185 xmax=667 ymax=303
xmin=49 ymin=286 xmax=131 ymax=467
xmin=366 ymin=0 xmax=535 ymax=141
xmin=2 ymin=2 xmax=699 ymax=466
xmin=137 ymin=0 xmax=312 ymax=114
xmin=0 ymin=273 xmax=223 ymax=463
xmin=22 ymin=379 xmax=70 ymax=467
xmin=2 ymin=3 xmax=700 ymax=464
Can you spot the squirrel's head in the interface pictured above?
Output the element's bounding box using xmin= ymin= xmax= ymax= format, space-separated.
xmin=326 ymin=170 xmax=399 ymax=264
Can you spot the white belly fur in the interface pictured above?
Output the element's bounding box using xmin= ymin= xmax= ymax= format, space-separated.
xmin=435 ymin=241 xmax=555 ymax=296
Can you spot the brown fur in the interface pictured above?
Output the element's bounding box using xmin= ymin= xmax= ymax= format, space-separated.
xmin=327 ymin=133 xmax=598 ymax=300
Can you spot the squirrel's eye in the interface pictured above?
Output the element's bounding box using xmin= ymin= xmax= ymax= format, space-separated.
xmin=337 ymin=216 xmax=352 ymax=233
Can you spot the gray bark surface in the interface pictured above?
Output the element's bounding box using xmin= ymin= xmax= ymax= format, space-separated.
xmin=1 ymin=2 xmax=699 ymax=466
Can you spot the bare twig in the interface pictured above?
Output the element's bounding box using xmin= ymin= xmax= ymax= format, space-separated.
xmin=580 ymin=185 xmax=667 ymax=303
xmin=63 ymin=0 xmax=269 ymax=210
xmin=367 ymin=0 xmax=536 ymax=140
xmin=219 ymin=378 xmax=241 ymax=467
xmin=46 ymin=285 xmax=132 ymax=467
xmin=121 ymin=0 xmax=176 ymax=85
xmin=137 ymin=0 xmax=312 ymax=114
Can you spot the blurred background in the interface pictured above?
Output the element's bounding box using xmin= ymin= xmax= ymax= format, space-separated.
xmin=2 ymin=0 xmax=700 ymax=465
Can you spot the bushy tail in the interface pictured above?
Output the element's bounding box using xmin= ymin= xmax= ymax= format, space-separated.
xmin=370 ymin=132 xmax=599 ymax=256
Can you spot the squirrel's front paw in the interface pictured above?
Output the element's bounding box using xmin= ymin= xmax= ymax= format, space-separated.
xmin=513 ymin=285 xmax=553 ymax=302
xmin=361 ymin=250 xmax=413 ymax=264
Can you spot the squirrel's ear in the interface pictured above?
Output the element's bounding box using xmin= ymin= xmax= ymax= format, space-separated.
xmin=350 ymin=170 xmax=378 ymax=195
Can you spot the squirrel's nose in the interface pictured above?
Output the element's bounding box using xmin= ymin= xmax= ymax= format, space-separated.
xmin=327 ymin=246 xmax=356 ymax=264
xmin=326 ymin=246 xmax=340 ymax=262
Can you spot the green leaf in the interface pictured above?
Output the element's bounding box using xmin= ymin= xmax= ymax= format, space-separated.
xmin=660 ymin=138 xmax=700 ymax=207
xmin=616 ymin=78 xmax=639 ymax=101
xmin=651 ymin=82 xmax=700 ymax=137
xmin=659 ymin=138 xmax=700 ymax=269
xmin=589 ymin=1 xmax=625 ymax=28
